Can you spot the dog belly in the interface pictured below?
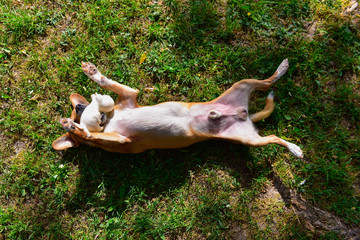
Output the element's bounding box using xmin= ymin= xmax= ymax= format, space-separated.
xmin=188 ymin=102 xmax=253 ymax=136
xmin=104 ymin=103 xmax=192 ymax=140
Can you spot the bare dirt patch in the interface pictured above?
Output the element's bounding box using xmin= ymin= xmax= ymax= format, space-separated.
xmin=270 ymin=177 xmax=360 ymax=239
xmin=250 ymin=183 xmax=296 ymax=238
xmin=13 ymin=140 xmax=27 ymax=154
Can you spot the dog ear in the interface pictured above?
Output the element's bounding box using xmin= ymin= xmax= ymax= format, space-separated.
xmin=52 ymin=133 xmax=77 ymax=150
xmin=70 ymin=93 xmax=89 ymax=108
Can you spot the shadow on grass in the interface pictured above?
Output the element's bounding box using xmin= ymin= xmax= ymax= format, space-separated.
xmin=60 ymin=140 xmax=260 ymax=214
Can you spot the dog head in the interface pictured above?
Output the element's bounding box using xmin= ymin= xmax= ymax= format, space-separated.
xmin=52 ymin=93 xmax=123 ymax=151
xmin=52 ymin=93 xmax=89 ymax=150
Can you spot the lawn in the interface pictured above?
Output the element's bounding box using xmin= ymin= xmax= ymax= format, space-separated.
xmin=0 ymin=0 xmax=359 ymax=238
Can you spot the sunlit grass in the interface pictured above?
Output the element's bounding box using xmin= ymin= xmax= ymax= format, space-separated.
xmin=0 ymin=0 xmax=359 ymax=238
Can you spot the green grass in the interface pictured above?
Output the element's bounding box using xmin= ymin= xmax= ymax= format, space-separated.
xmin=1 ymin=0 xmax=359 ymax=238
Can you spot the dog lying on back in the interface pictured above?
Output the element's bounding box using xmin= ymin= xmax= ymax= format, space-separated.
xmin=52 ymin=59 xmax=303 ymax=158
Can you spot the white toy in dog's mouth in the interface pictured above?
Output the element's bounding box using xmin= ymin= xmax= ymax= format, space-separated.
xmin=75 ymin=103 xmax=107 ymax=126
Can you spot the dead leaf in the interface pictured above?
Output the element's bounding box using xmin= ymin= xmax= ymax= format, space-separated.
xmin=139 ymin=51 xmax=147 ymax=64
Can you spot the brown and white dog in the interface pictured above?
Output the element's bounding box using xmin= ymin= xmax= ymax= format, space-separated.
xmin=52 ymin=59 xmax=303 ymax=158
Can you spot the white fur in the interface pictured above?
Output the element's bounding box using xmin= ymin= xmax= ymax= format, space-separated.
xmin=104 ymin=102 xmax=190 ymax=137
xmin=283 ymin=140 xmax=304 ymax=158
xmin=273 ymin=59 xmax=289 ymax=82
xmin=267 ymin=91 xmax=274 ymax=100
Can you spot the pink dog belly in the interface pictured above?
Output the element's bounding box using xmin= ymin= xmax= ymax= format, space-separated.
xmin=189 ymin=103 xmax=249 ymax=135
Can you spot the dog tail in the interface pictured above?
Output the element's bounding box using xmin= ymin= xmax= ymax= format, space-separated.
xmin=250 ymin=91 xmax=275 ymax=122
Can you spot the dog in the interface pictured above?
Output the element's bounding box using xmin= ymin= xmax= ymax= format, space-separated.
xmin=52 ymin=59 xmax=303 ymax=158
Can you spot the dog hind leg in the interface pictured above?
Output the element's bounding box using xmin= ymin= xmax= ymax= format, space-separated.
xmin=250 ymin=91 xmax=275 ymax=122
xmin=216 ymin=117 xmax=303 ymax=158
xmin=241 ymin=133 xmax=303 ymax=158
xmin=214 ymin=59 xmax=289 ymax=109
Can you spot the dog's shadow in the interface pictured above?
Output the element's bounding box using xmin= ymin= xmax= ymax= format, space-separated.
xmin=61 ymin=140 xmax=266 ymax=213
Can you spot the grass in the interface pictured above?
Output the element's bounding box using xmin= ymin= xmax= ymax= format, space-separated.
xmin=0 ymin=0 xmax=359 ymax=238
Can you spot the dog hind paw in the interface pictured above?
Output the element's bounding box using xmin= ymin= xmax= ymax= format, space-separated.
xmin=286 ymin=141 xmax=304 ymax=158
xmin=273 ymin=59 xmax=289 ymax=82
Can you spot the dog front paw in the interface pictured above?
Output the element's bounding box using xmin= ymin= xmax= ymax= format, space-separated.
xmin=119 ymin=136 xmax=132 ymax=144
xmin=60 ymin=118 xmax=75 ymax=132
xmin=82 ymin=62 xmax=98 ymax=76
xmin=82 ymin=62 xmax=108 ymax=85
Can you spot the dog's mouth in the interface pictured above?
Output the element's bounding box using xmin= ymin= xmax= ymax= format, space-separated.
xmin=75 ymin=103 xmax=107 ymax=126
